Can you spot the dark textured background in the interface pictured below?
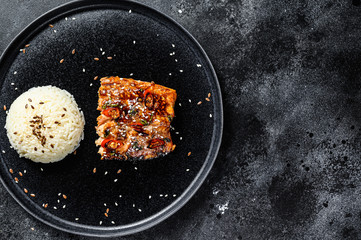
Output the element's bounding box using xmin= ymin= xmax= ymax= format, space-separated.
xmin=1 ymin=0 xmax=361 ymax=239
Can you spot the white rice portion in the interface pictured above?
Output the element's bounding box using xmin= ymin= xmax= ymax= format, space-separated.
xmin=5 ymin=86 xmax=85 ymax=163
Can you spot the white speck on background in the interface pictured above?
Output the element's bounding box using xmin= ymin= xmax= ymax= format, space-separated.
xmin=133 ymin=40 xmax=136 ymax=44
xmin=172 ymin=44 xmax=175 ymax=48
xmin=90 ymin=83 xmax=93 ymax=86
xmin=82 ymin=68 xmax=85 ymax=72
xmin=212 ymin=188 xmax=220 ymax=195
xmin=179 ymin=69 xmax=183 ymax=72
xmin=178 ymin=9 xmax=182 ymax=13
xmin=13 ymin=71 xmax=17 ymax=75
xmin=210 ymin=114 xmax=213 ymax=118
xmin=1 ymin=150 xmax=5 ymax=154
xmin=11 ymin=83 xmax=15 ymax=85
xmin=129 ymin=10 xmax=132 ymax=13
xmin=72 ymin=17 xmax=76 ymax=20
xmin=216 ymin=201 xmax=229 ymax=215
xmin=197 ymin=64 xmax=202 ymax=67
xmin=65 ymin=17 xmax=68 ymax=21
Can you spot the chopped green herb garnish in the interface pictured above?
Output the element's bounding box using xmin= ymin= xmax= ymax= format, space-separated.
xmin=140 ymin=119 xmax=148 ymax=125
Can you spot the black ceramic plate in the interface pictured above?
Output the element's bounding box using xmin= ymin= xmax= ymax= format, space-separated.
xmin=0 ymin=0 xmax=223 ymax=237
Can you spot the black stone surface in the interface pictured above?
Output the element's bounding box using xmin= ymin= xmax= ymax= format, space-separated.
xmin=1 ymin=0 xmax=361 ymax=239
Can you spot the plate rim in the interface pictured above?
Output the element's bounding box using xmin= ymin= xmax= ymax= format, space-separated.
xmin=0 ymin=0 xmax=224 ymax=237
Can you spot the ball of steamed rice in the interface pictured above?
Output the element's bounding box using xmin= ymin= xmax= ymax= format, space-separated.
xmin=5 ymin=86 xmax=85 ymax=163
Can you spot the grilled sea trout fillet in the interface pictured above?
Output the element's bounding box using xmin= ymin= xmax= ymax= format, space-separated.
xmin=95 ymin=77 xmax=177 ymax=160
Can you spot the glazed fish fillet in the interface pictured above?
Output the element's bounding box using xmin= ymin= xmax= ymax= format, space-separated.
xmin=95 ymin=77 xmax=177 ymax=160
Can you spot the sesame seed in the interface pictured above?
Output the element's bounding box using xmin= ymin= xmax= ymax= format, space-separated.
xmin=208 ymin=93 xmax=211 ymax=98
xmin=134 ymin=167 xmax=137 ymax=170
xmin=63 ymin=107 xmax=67 ymax=111
xmin=179 ymin=103 xmax=182 ymax=106
xmin=169 ymin=73 xmax=172 ymax=76
xmin=93 ymin=168 xmax=96 ymax=173
xmin=104 ymin=171 xmax=108 ymax=175
xmin=28 ymin=98 xmax=32 ymax=102
xmin=24 ymin=188 xmax=28 ymax=193
xmin=133 ymin=204 xmax=135 ymax=207
xmin=25 ymin=104 xmax=28 ymax=109
xmin=9 ymin=169 xmax=13 ymax=174
xmin=49 ymin=24 xmax=53 ymax=28
xmin=25 ymin=44 xmax=30 ymax=48
xmin=34 ymin=147 xmax=37 ymax=151
xmin=57 ymin=199 xmax=60 ymax=203
xmin=82 ymin=68 xmax=85 ymax=72
xmin=49 ymin=135 xmax=54 ymax=138
xmin=172 ymin=44 xmax=175 ymax=48
xmin=115 ymin=202 xmax=118 ymax=206
xmin=111 ymin=221 xmax=115 ymax=224
xmin=117 ymin=169 xmax=121 ymax=174
xmin=138 ymin=208 xmax=142 ymax=212
xmin=129 ymin=9 xmax=132 ymax=13
xmin=13 ymin=71 xmax=17 ymax=75
xmin=197 ymin=64 xmax=202 ymax=67
xmin=114 ymin=179 xmax=118 ymax=182
xmin=173 ymin=194 xmax=177 ymax=197
xmin=119 ymin=195 xmax=122 ymax=198
xmin=102 ymin=51 xmax=105 ymax=55
xmin=14 ymin=177 xmax=19 ymax=183
xmin=107 ymin=56 xmax=112 ymax=59
xmin=94 ymin=57 xmax=99 ymax=61
xmin=205 ymin=98 xmax=210 ymax=101
xmin=180 ymin=137 xmax=183 ymax=140
xmin=186 ymin=169 xmax=190 ymax=172
xmin=24 ymin=170 xmax=26 ymax=173
xmin=15 ymin=88 xmax=18 ymax=90
xmin=99 ymin=221 xmax=102 ymax=225
xmin=188 ymin=152 xmax=191 ymax=156
xmin=106 ymin=208 xmax=109 ymax=213
xmin=149 ymin=195 xmax=152 ymax=199
xmin=3 ymin=105 xmax=6 ymax=111
xmin=133 ymin=40 xmax=136 ymax=44
xmin=210 ymin=114 xmax=212 ymax=118
xmin=53 ymin=206 xmax=57 ymax=209
xmin=175 ymin=59 xmax=178 ymax=62
xmin=22 ymin=49 xmax=26 ymax=54
xmin=188 ymin=99 xmax=191 ymax=103
xmin=130 ymin=73 xmax=133 ymax=76
xmin=63 ymin=194 xmax=67 ymax=199
xmin=179 ymin=69 xmax=183 ymax=72
xmin=50 ymin=144 xmax=54 ymax=149
xmin=65 ymin=17 xmax=68 ymax=21
xmin=30 ymin=193 xmax=35 ymax=197
xmin=31 ymin=105 xmax=34 ymax=109
xmin=104 ymin=213 xmax=108 ymax=217
xmin=72 ymin=49 xmax=75 ymax=54
xmin=44 ymin=203 xmax=48 ymax=208
xmin=160 ymin=194 xmax=163 ymax=197
xmin=61 ymin=114 xmax=65 ymax=117
xmin=39 ymin=102 xmax=44 ymax=104
xmin=90 ymin=83 xmax=93 ymax=86
xmin=53 ymin=30 xmax=57 ymax=33
xmin=63 ymin=205 xmax=66 ymax=209
xmin=104 ymin=203 xmax=107 ymax=207
xmin=178 ymin=9 xmax=182 ymax=13
xmin=31 ymin=227 xmax=34 ymax=231
xmin=94 ymin=76 xmax=98 ymax=80
xmin=165 ymin=194 xmax=168 ymax=197
xmin=100 ymin=48 xmax=103 ymax=51
xmin=58 ymin=193 xmax=61 ymax=196
xmin=75 ymin=218 xmax=79 ymax=221
xmin=197 ymin=101 xmax=202 ymax=105
xmin=19 ymin=172 xmax=23 ymax=176
xmin=40 ymin=168 xmax=43 ymax=171
xmin=60 ymin=59 xmax=64 ymax=63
